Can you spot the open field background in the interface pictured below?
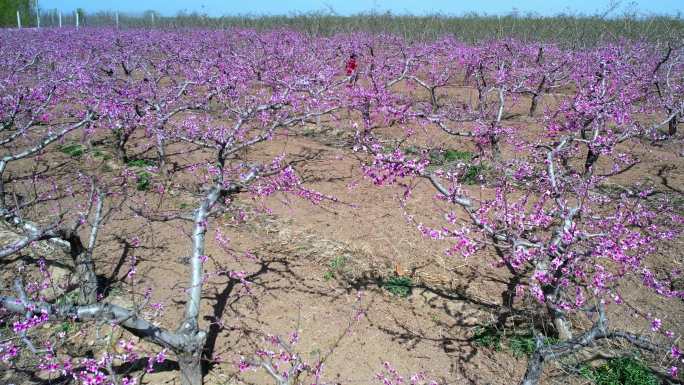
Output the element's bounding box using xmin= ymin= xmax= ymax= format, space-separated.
xmin=3 ymin=7 xmax=684 ymax=44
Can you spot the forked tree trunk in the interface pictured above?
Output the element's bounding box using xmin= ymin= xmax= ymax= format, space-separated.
xmin=529 ymin=92 xmax=541 ymax=117
xmin=177 ymin=349 xmax=204 ymax=385
xmin=477 ymin=87 xmax=486 ymax=113
xmin=62 ymin=229 xmax=98 ymax=305
xmin=545 ymin=286 xmax=573 ymax=341
xmin=115 ymin=130 xmax=131 ymax=163
xmin=76 ymin=190 xmax=104 ymax=304
xmin=520 ymin=349 xmax=545 ymax=385
xmin=552 ymin=313 xmax=573 ymax=341
xmin=430 ymin=87 xmax=438 ymax=113
xmin=518 ymin=305 xmax=614 ymax=385
xmin=157 ymin=136 xmax=166 ymax=172
xmin=490 ymin=134 xmax=501 ymax=161
xmin=74 ymin=250 xmax=99 ymax=304
xmin=529 ymin=75 xmax=547 ymax=117
xmin=669 ymin=114 xmax=678 ymax=136
xmin=584 ymin=148 xmax=599 ymax=173
xmin=0 ymin=161 xmax=6 ymax=209
xmin=174 ymin=184 xmax=223 ymax=385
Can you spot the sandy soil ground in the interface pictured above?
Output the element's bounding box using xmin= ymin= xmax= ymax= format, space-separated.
xmin=1 ymin=90 xmax=682 ymax=385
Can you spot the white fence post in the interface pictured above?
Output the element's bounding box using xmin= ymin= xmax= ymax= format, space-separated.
xmin=116 ymin=11 xmax=119 ymax=28
xmin=59 ymin=11 xmax=62 ymax=27
xmin=17 ymin=11 xmax=21 ymax=29
xmin=76 ymin=11 xmax=79 ymax=29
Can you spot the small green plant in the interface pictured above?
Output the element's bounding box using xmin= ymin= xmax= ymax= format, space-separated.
xmin=403 ymin=145 xmax=421 ymax=156
xmin=59 ymin=143 xmax=86 ymax=158
xmin=472 ymin=324 xmax=503 ymax=350
xmin=441 ymin=149 xmax=474 ymax=163
xmin=508 ymin=333 xmax=537 ymax=357
xmin=179 ymin=202 xmax=190 ymax=210
xmin=60 ymin=321 xmax=73 ymax=333
xmin=329 ymin=255 xmax=345 ymax=270
xmin=55 ymin=290 xmax=80 ymax=307
xmin=508 ymin=332 xmax=558 ymax=357
xmin=581 ymin=356 xmax=658 ymax=385
xmin=382 ymin=275 xmax=413 ymax=297
xmin=461 ymin=163 xmax=487 ymax=185
xmin=136 ymin=171 xmax=152 ymax=191
xmin=429 ymin=149 xmax=473 ymax=164
xmin=92 ymin=149 xmax=112 ymax=160
xmin=444 ymin=149 xmax=474 ymax=162
xmin=126 ymin=158 xmax=157 ymax=168
xmin=323 ymin=255 xmax=347 ymax=281
xmin=427 ymin=149 xmax=485 ymax=185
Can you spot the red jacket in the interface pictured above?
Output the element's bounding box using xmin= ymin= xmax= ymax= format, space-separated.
xmin=345 ymin=57 xmax=357 ymax=75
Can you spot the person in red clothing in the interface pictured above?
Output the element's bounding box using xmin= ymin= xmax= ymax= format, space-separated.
xmin=345 ymin=53 xmax=358 ymax=85
xmin=345 ymin=53 xmax=357 ymax=75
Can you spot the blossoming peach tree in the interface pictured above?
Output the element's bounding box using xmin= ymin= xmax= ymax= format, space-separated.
xmin=0 ymin=28 xmax=344 ymax=385
xmin=0 ymin=27 xmax=682 ymax=385
xmin=355 ymin=38 xmax=684 ymax=384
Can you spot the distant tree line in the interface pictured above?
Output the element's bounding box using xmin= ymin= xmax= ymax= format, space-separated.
xmin=4 ymin=6 xmax=684 ymax=45
xmin=0 ymin=0 xmax=37 ymax=27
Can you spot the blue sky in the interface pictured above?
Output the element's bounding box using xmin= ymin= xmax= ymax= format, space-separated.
xmin=39 ymin=0 xmax=683 ymax=17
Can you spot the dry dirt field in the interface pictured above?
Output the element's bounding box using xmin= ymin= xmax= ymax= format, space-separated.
xmin=1 ymin=89 xmax=683 ymax=385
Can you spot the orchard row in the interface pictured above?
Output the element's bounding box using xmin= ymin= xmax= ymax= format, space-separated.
xmin=0 ymin=28 xmax=683 ymax=385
